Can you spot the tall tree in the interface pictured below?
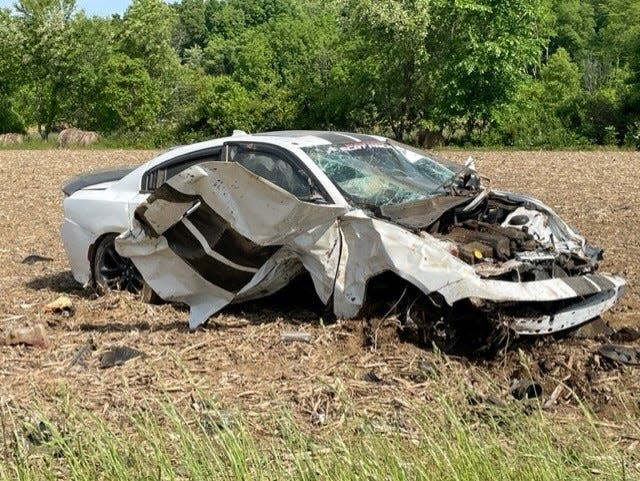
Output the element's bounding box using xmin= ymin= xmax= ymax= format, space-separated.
xmin=15 ymin=0 xmax=79 ymax=138
xmin=340 ymin=0 xmax=549 ymax=140
xmin=548 ymin=0 xmax=596 ymax=61
xmin=0 ymin=9 xmax=25 ymax=133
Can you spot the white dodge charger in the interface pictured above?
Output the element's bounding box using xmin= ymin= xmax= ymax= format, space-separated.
xmin=61 ymin=130 xmax=625 ymax=352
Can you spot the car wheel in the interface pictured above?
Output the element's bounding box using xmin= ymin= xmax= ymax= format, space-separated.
xmin=93 ymin=233 xmax=160 ymax=303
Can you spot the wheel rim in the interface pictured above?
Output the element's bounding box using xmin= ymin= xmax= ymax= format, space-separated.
xmin=97 ymin=241 xmax=144 ymax=294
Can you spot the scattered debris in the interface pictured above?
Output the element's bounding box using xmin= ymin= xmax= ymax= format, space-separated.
xmin=70 ymin=340 xmax=96 ymax=367
xmin=569 ymin=318 xmax=614 ymax=339
xmin=99 ymin=346 xmax=145 ymax=368
xmin=361 ymin=370 xmax=384 ymax=383
xmin=510 ymin=378 xmax=543 ymax=400
xmin=200 ymin=409 xmax=238 ymax=432
xmin=543 ymin=384 xmax=565 ymax=409
xmin=0 ymin=324 xmax=48 ymax=348
xmin=468 ymin=393 xmax=505 ymax=408
xmin=43 ymin=296 xmax=74 ymax=316
xmin=611 ymin=327 xmax=640 ymax=343
xmin=281 ymin=331 xmax=313 ymax=344
xmin=21 ymin=254 xmax=53 ymax=265
xmin=598 ymin=344 xmax=640 ymax=366
xmin=409 ymin=359 xmax=440 ymax=382
xmin=24 ymin=420 xmax=52 ymax=447
xmin=1 ymin=314 xmax=26 ymax=322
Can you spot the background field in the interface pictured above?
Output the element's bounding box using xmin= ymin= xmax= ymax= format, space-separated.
xmin=1 ymin=149 xmax=639 ymax=478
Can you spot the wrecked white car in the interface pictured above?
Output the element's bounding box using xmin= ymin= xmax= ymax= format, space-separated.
xmin=61 ymin=131 xmax=625 ymax=349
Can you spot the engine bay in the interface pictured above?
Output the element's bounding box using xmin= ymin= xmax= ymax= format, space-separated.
xmin=379 ymin=192 xmax=602 ymax=282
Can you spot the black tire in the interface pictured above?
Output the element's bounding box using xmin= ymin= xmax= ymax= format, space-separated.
xmin=93 ymin=233 xmax=160 ymax=304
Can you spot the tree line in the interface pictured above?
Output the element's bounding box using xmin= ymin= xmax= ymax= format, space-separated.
xmin=0 ymin=0 xmax=638 ymax=148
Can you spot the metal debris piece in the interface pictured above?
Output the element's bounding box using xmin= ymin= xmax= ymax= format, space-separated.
xmin=0 ymin=324 xmax=48 ymax=348
xmin=281 ymin=331 xmax=313 ymax=344
xmin=598 ymin=344 xmax=640 ymax=366
xmin=409 ymin=359 xmax=439 ymax=382
xmin=510 ymin=379 xmax=543 ymax=400
xmin=361 ymin=370 xmax=384 ymax=383
xmin=21 ymin=254 xmax=53 ymax=265
xmin=569 ymin=318 xmax=614 ymax=339
xmin=99 ymin=346 xmax=145 ymax=368
xmin=43 ymin=296 xmax=74 ymax=316
xmin=611 ymin=327 xmax=640 ymax=343
xmin=24 ymin=420 xmax=52 ymax=446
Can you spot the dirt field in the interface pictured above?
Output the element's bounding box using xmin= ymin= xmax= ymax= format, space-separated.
xmin=1 ymin=149 xmax=639 ymax=433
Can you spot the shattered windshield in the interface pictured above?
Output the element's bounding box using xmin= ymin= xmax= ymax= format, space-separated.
xmin=302 ymin=140 xmax=455 ymax=206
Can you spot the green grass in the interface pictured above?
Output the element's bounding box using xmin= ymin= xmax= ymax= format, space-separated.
xmin=1 ymin=386 xmax=636 ymax=481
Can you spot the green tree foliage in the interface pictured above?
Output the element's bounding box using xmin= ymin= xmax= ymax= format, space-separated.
xmin=94 ymin=53 xmax=161 ymax=131
xmin=549 ymin=0 xmax=595 ymax=61
xmin=119 ymin=0 xmax=180 ymax=80
xmin=14 ymin=0 xmax=81 ymax=138
xmin=172 ymin=0 xmax=208 ymax=55
xmin=429 ymin=0 xmax=550 ymax=135
xmin=338 ymin=0 xmax=549 ymax=141
xmin=491 ymin=48 xmax=582 ymax=147
xmin=0 ymin=0 xmax=638 ymax=148
xmin=0 ymin=9 xmax=25 ymax=133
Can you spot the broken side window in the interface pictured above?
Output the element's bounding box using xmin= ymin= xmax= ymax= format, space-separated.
xmin=228 ymin=145 xmax=318 ymax=200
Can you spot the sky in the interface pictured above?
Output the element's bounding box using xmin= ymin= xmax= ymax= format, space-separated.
xmin=0 ymin=0 xmax=133 ymax=16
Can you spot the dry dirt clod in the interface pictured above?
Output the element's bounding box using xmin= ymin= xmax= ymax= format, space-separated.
xmin=569 ymin=318 xmax=614 ymax=339
xmin=611 ymin=327 xmax=640 ymax=343
xmin=0 ymin=324 xmax=48 ymax=348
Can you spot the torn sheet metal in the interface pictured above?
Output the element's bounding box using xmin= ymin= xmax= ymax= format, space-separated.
xmin=61 ymin=131 xmax=627 ymax=341
xmin=333 ymin=212 xmax=625 ymax=326
xmin=117 ymin=160 xmax=624 ymax=334
xmin=116 ymin=162 xmax=346 ymax=328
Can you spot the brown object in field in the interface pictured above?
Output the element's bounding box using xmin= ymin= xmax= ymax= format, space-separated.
xmin=43 ymin=296 xmax=74 ymax=316
xmin=416 ymin=129 xmax=444 ymax=148
xmin=1 ymin=324 xmax=48 ymax=348
xmin=58 ymin=128 xmax=99 ymax=148
xmin=0 ymin=133 xmax=24 ymax=146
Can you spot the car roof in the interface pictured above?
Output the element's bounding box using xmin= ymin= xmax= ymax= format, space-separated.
xmin=256 ymin=130 xmax=384 ymax=146
xmin=142 ymin=130 xmax=387 ymax=168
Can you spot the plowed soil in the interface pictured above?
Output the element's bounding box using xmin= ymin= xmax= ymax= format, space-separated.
xmin=1 ymin=149 xmax=638 ymax=434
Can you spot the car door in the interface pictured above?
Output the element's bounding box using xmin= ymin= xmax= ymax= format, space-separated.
xmin=117 ymin=141 xmax=348 ymax=328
